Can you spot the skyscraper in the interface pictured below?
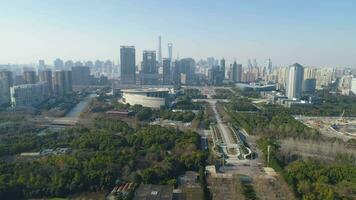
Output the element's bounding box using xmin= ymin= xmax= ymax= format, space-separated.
xmin=220 ymin=58 xmax=226 ymax=80
xmin=162 ymin=58 xmax=171 ymax=85
xmin=63 ymin=70 xmax=73 ymax=93
xmin=38 ymin=60 xmax=45 ymax=70
xmin=64 ymin=60 xmax=74 ymax=70
xmin=54 ymin=70 xmax=72 ymax=96
xmin=158 ymin=36 xmax=162 ymax=66
xmin=168 ymin=43 xmax=173 ymax=62
xmin=54 ymin=58 xmax=64 ymax=70
xmin=180 ymin=58 xmax=195 ymax=85
xmin=287 ymin=63 xmax=304 ymax=99
xmin=72 ymin=66 xmax=90 ymax=86
xmin=120 ymin=46 xmax=136 ymax=85
xmin=10 ymin=82 xmax=49 ymax=107
xmin=141 ymin=50 xmax=158 ymax=85
xmin=23 ymin=70 xmax=37 ymax=84
xmin=39 ymin=69 xmax=53 ymax=96
xmin=267 ymin=58 xmax=272 ymax=75
xmin=0 ymin=70 xmax=13 ymax=105
xmin=232 ymin=61 xmax=242 ymax=83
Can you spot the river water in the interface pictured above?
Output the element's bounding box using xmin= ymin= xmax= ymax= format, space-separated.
xmin=65 ymin=93 xmax=97 ymax=117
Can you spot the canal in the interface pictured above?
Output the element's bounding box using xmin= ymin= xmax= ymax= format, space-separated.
xmin=65 ymin=93 xmax=97 ymax=118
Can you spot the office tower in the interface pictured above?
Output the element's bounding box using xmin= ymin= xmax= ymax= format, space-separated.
xmin=0 ymin=70 xmax=13 ymax=105
xmin=72 ymin=66 xmax=90 ymax=86
xmin=168 ymin=43 xmax=173 ymax=61
xmin=39 ymin=69 xmax=53 ymax=96
xmin=302 ymin=78 xmax=316 ymax=94
xmin=54 ymin=58 xmax=64 ymax=70
xmin=38 ymin=60 xmax=45 ymax=70
xmin=232 ymin=61 xmax=242 ymax=83
xmin=267 ymin=58 xmax=272 ymax=75
xmin=179 ymin=58 xmax=195 ymax=85
xmin=141 ymin=50 xmax=158 ymax=85
xmin=253 ymin=59 xmax=258 ymax=69
xmin=158 ymin=36 xmax=162 ymax=65
xmin=64 ymin=60 xmax=74 ymax=70
xmin=10 ymin=82 xmax=49 ymax=107
xmin=74 ymin=61 xmax=83 ymax=67
xmin=54 ymin=70 xmax=72 ymax=96
xmin=172 ymin=60 xmax=181 ymax=85
xmin=287 ymin=63 xmax=304 ymax=99
xmin=248 ymin=59 xmax=253 ymax=72
xmin=120 ymin=46 xmax=136 ymax=84
xmin=23 ymin=70 xmax=37 ymax=84
xmin=104 ymin=60 xmax=113 ymax=73
xmin=207 ymin=57 xmax=215 ymax=68
xmin=162 ymin=58 xmax=171 ymax=85
xmin=220 ymin=58 xmax=226 ymax=79
xmin=95 ymin=60 xmax=103 ymax=71
xmin=209 ymin=65 xmax=223 ymax=85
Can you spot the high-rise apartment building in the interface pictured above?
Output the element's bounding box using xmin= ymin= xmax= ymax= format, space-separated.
xmin=39 ymin=70 xmax=53 ymax=96
xmin=64 ymin=60 xmax=74 ymax=70
xmin=72 ymin=66 xmax=90 ymax=86
xmin=141 ymin=50 xmax=158 ymax=85
xmin=23 ymin=70 xmax=37 ymax=84
xmin=54 ymin=58 xmax=64 ymax=70
xmin=120 ymin=46 xmax=136 ymax=84
xmin=54 ymin=70 xmax=72 ymax=96
xmin=286 ymin=63 xmax=304 ymax=99
xmin=10 ymin=82 xmax=49 ymax=107
xmin=38 ymin=60 xmax=45 ymax=70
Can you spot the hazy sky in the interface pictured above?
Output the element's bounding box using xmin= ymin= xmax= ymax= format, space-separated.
xmin=1 ymin=0 xmax=355 ymax=67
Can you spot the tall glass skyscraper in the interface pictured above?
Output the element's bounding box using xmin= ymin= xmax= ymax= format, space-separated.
xmin=120 ymin=46 xmax=136 ymax=85
xmin=287 ymin=63 xmax=304 ymax=99
xmin=140 ymin=50 xmax=158 ymax=85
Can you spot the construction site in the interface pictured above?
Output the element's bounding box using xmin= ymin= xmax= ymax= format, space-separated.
xmin=295 ymin=111 xmax=356 ymax=141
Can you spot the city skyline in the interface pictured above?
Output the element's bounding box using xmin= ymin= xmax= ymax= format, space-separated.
xmin=1 ymin=0 xmax=356 ymax=67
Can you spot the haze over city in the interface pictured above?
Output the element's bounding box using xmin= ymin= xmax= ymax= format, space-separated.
xmin=1 ymin=0 xmax=356 ymax=67
xmin=1 ymin=1 xmax=356 ymax=200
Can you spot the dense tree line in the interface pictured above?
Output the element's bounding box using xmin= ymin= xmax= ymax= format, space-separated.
xmin=0 ymin=118 xmax=206 ymax=199
xmin=183 ymin=88 xmax=207 ymax=99
xmin=229 ymin=104 xmax=320 ymax=139
xmin=159 ymin=110 xmax=195 ymax=122
xmin=286 ymin=160 xmax=356 ymax=200
xmin=226 ymin=97 xmax=259 ymax=112
xmin=257 ymin=137 xmax=356 ymax=200
xmin=212 ymin=89 xmax=234 ymax=99
xmin=291 ymin=90 xmax=356 ymax=117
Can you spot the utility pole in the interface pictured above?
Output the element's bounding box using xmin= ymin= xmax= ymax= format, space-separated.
xmin=222 ymin=153 xmax=225 ymax=172
xmin=267 ymin=145 xmax=271 ymax=167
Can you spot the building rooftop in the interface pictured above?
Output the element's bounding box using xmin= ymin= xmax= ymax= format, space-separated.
xmin=133 ymin=184 xmax=173 ymax=200
xmin=121 ymin=88 xmax=170 ymax=93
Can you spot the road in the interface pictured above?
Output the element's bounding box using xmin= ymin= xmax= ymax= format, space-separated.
xmin=189 ymin=86 xmax=297 ymax=199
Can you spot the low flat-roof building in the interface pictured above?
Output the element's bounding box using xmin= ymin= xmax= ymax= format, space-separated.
xmin=121 ymin=88 xmax=169 ymax=108
xmin=133 ymin=184 xmax=173 ymax=200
